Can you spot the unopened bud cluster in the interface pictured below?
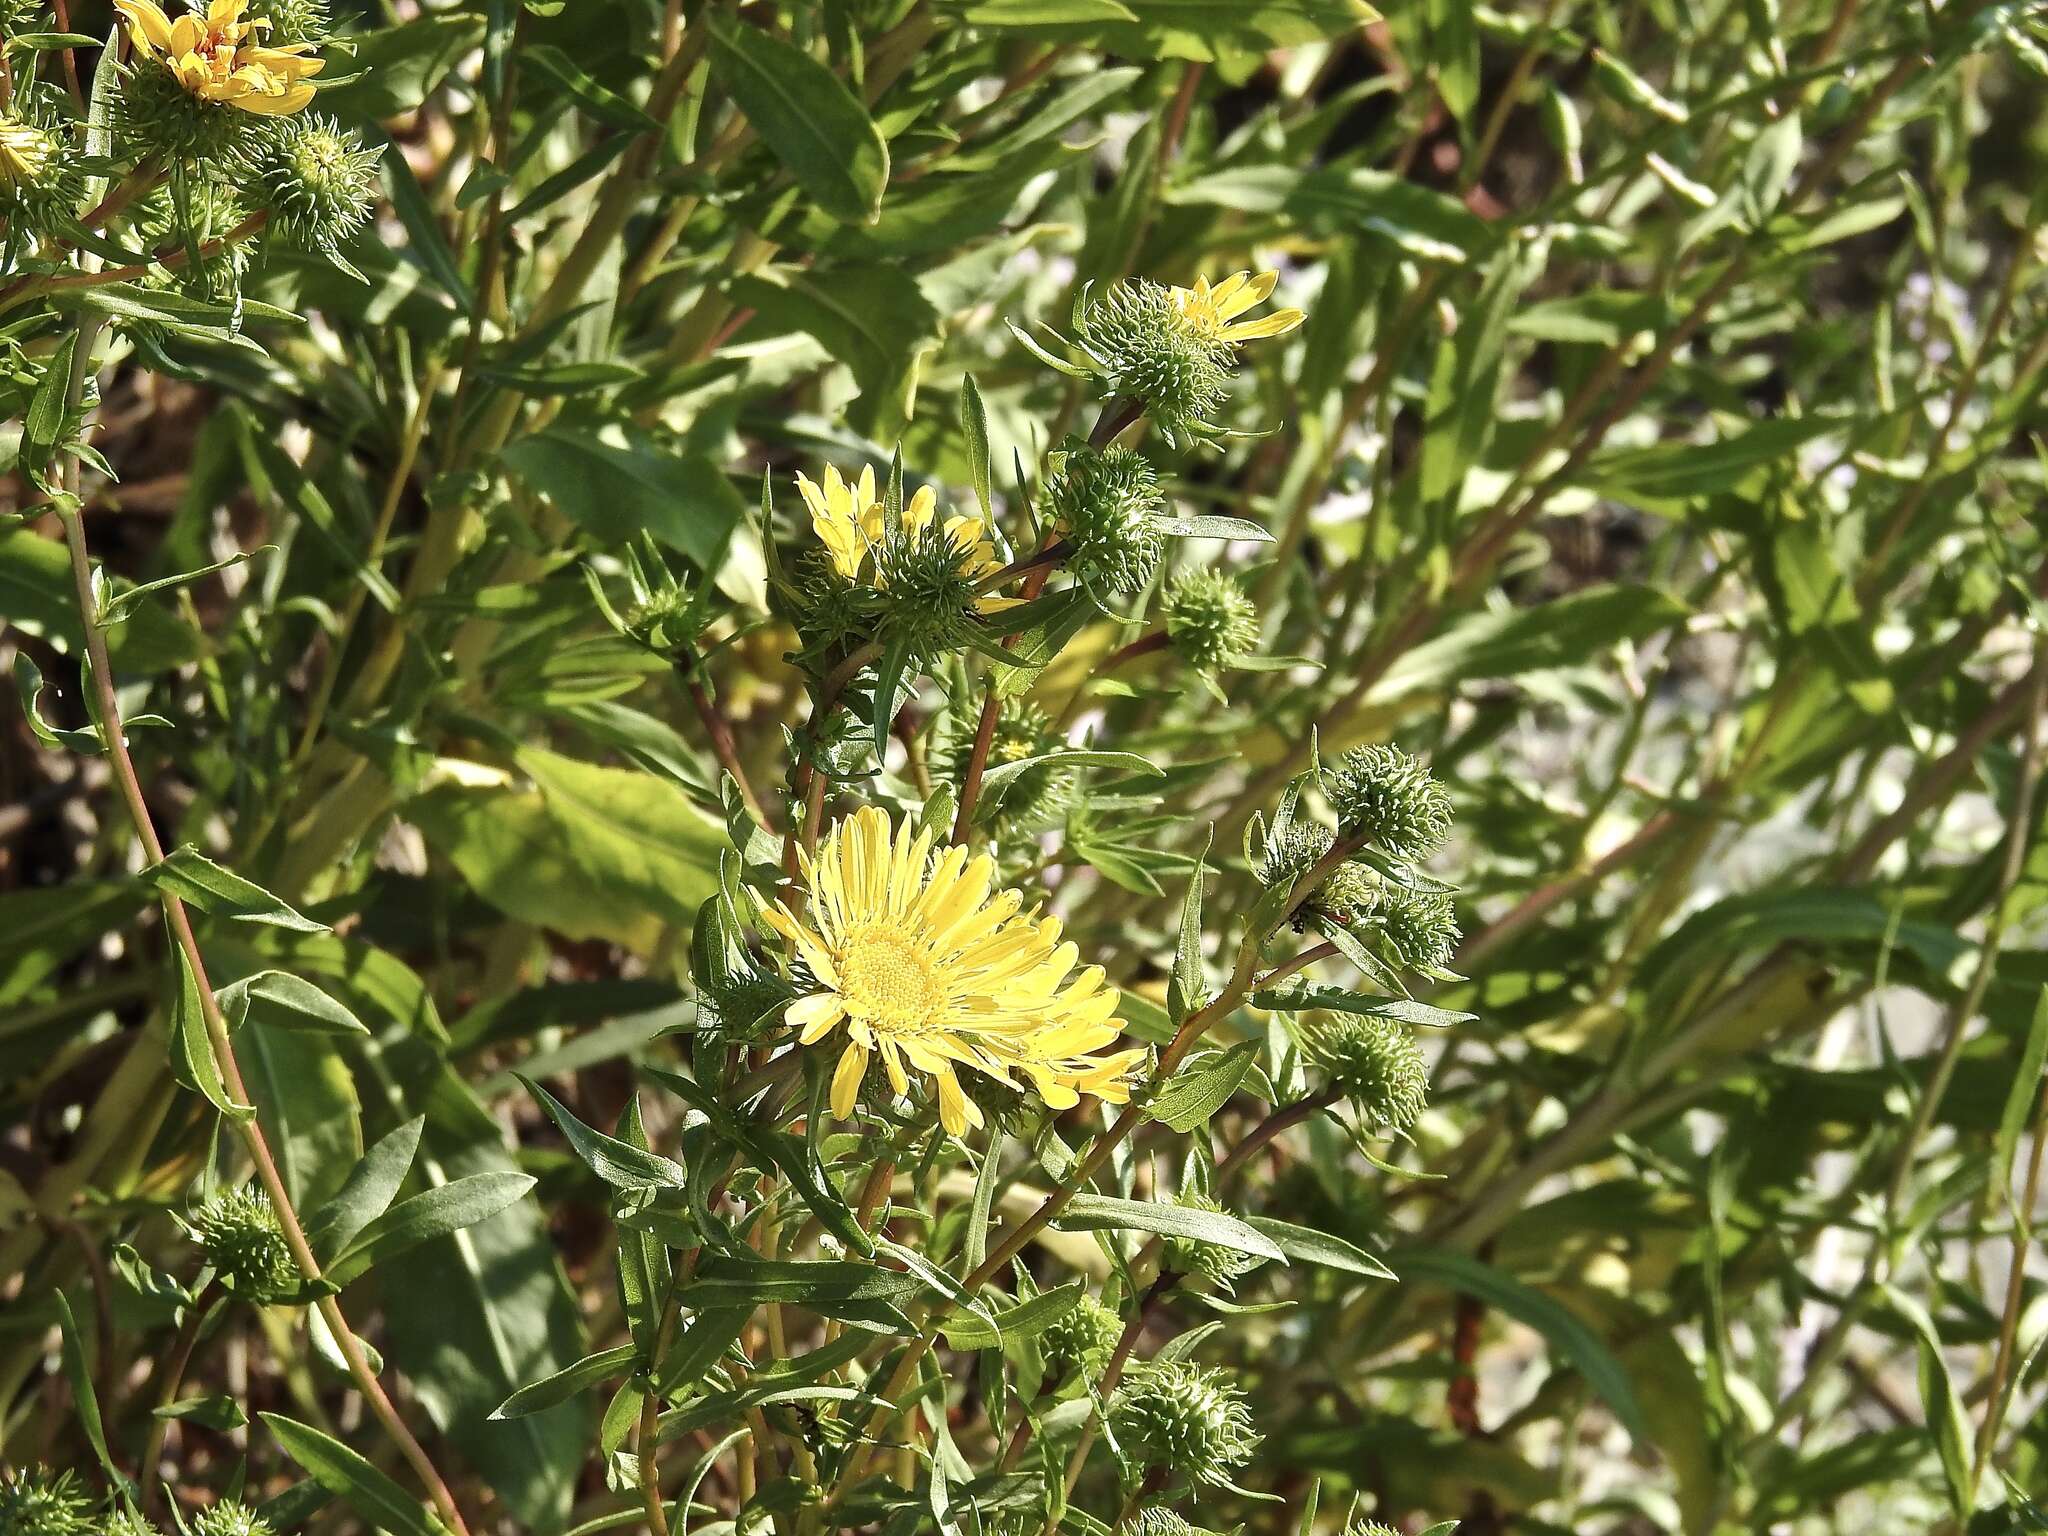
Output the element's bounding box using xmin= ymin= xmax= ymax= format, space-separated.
xmin=1298 ymin=1015 xmax=1428 ymax=1130
xmin=188 ymin=1187 xmax=300 ymax=1302
xmin=1043 ymin=444 xmax=1166 ymax=597
xmin=1109 ymin=1358 xmax=1261 ymax=1488
xmin=1322 ymin=743 xmax=1454 ymax=861
xmin=0 ymin=1465 xmax=92 ymax=1536
xmin=233 ymin=115 xmax=382 ymax=254
xmin=191 ymin=1502 xmax=276 ymax=1536
xmin=1165 ymin=1191 xmax=1264 ymax=1292
xmin=1040 ymin=1292 xmax=1123 ymax=1378
xmin=1161 ymin=568 xmax=1258 ymax=675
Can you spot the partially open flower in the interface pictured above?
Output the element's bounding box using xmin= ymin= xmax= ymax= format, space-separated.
xmin=1072 ymin=279 xmax=1230 ymax=443
xmin=1169 ymin=270 xmax=1305 ymax=355
xmin=116 ymin=0 xmax=325 ymax=116
xmin=760 ymin=808 xmax=1146 ymax=1137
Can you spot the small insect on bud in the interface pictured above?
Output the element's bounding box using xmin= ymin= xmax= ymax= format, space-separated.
xmin=241 ymin=114 xmax=382 ymax=253
xmin=190 ymin=1502 xmax=276 ymax=1536
xmin=1109 ymin=1358 xmax=1261 ymax=1487
xmin=188 ymin=1187 xmax=301 ymax=1303
xmin=1163 ymin=1191 xmax=1264 ymax=1292
xmin=1073 ymin=279 xmax=1231 ymax=442
xmin=1161 ymin=568 xmax=1259 ymax=676
xmin=0 ymin=1465 xmax=92 ymax=1536
xmin=1040 ymin=1292 xmax=1123 ymax=1378
xmin=1319 ymin=744 xmax=1453 ymax=860
xmin=1377 ymin=886 xmax=1461 ymax=972
xmin=1297 ymin=1015 xmax=1428 ymax=1130
xmin=1254 ymin=820 xmax=1378 ymax=931
xmin=1043 ymin=445 xmax=1166 ymax=598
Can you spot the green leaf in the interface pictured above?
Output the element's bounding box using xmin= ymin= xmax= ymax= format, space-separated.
xmin=101 ymin=547 xmax=266 ymax=624
xmin=167 ymin=945 xmax=254 ymax=1121
xmin=317 ymin=13 xmax=484 ymax=117
xmin=521 ymin=43 xmax=657 ymax=130
xmin=304 ymin=1116 xmax=424 ymax=1259
xmin=22 ymin=330 xmax=76 ymax=478
xmin=1243 ymin=1215 xmax=1395 ymax=1279
xmin=707 ymin=14 xmax=889 ymax=224
xmin=979 ymin=749 xmax=1160 ymax=799
xmin=491 ymin=1345 xmax=641 ymax=1420
xmin=1057 ymin=1193 xmax=1286 ymax=1262
xmin=731 ymin=265 xmax=940 ymax=436
xmin=960 ymin=374 xmax=994 ymax=520
xmin=1583 ymin=415 xmax=1843 ymax=505
xmin=154 ymin=1394 xmax=249 ymax=1431
xmin=1996 ymin=989 xmax=2048 ymax=1200
xmin=146 ymin=848 xmax=327 ymax=932
xmin=1168 ymin=830 xmax=1212 ymax=1024
xmin=262 ymin=1413 xmax=447 ymax=1536
xmin=327 ymin=1172 xmax=540 ymax=1286
xmin=1884 ymin=1286 xmax=1974 ymax=1516
xmin=55 ymin=1291 xmax=129 ymax=1493
xmin=1148 ymin=1041 xmax=1256 ymax=1132
xmin=1171 ymin=165 xmax=1484 ymax=263
xmin=0 ymin=527 xmax=200 ymax=673
xmin=219 ymin=970 xmax=369 ymax=1035
xmin=238 ymin=1014 xmax=362 ymax=1212
xmin=951 ymin=0 xmax=1379 ymax=60
xmin=1369 ymin=585 xmax=1691 ymax=703
xmin=519 ymin=1076 xmax=687 ymax=1189
xmin=1251 ymin=985 xmax=1475 ymax=1029
xmin=938 ymin=1282 xmax=1085 ymax=1349
xmin=1142 ymin=512 xmax=1275 ymax=541
xmin=1392 ymin=1249 xmax=1651 ymax=1444
xmin=410 ymin=748 xmax=727 ymax=955
xmin=673 ymin=1255 xmax=931 ymax=1307
xmin=501 ymin=427 xmax=746 ymax=573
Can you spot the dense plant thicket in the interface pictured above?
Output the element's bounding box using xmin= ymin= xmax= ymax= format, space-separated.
xmin=3 ymin=1 xmax=2048 ymax=1534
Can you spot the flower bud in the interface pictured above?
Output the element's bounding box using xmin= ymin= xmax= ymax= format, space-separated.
xmin=873 ymin=520 xmax=991 ymax=664
xmin=1253 ymin=820 xmax=1377 ymax=931
xmin=1128 ymin=1512 xmax=1193 ymax=1536
xmin=1161 ymin=568 xmax=1258 ymax=675
xmin=1377 ymin=887 xmax=1460 ymax=971
xmin=189 ymin=1187 xmax=300 ymax=1303
xmin=240 ymin=114 xmax=380 ymax=253
xmin=116 ymin=61 xmax=258 ymax=160
xmin=1040 ymin=1292 xmax=1122 ymax=1378
xmin=103 ymin=1509 xmax=159 ymax=1536
xmin=1043 ymin=445 xmax=1165 ymax=597
xmin=1346 ymin=1524 xmax=1400 ymax=1536
xmin=1074 ymin=279 xmax=1230 ymax=441
xmin=1320 ymin=744 xmax=1452 ymax=859
xmin=0 ymin=1466 xmax=91 ymax=1536
xmin=1109 ymin=1358 xmax=1260 ymax=1487
xmin=246 ymin=0 xmax=327 ymax=43
xmin=1297 ymin=1015 xmax=1427 ymax=1129
xmin=1164 ymin=1192 xmax=1263 ymax=1292
xmin=941 ymin=697 xmax=1072 ymax=832
xmin=191 ymin=1502 xmax=275 ymax=1536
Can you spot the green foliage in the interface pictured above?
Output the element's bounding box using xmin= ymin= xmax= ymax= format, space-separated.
xmin=4 ymin=0 xmax=2048 ymax=1533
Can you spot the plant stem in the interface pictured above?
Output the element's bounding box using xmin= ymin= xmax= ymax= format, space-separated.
xmin=51 ymin=318 xmax=472 ymax=1536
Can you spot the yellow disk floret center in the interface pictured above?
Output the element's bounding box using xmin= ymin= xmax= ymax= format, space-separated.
xmin=837 ymin=927 xmax=944 ymax=1035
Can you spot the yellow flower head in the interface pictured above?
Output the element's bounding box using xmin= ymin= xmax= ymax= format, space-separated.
xmin=794 ymin=464 xmax=1013 ymax=613
xmin=761 ymin=808 xmax=1147 ymax=1137
xmin=116 ymin=0 xmax=324 ymax=115
xmin=1169 ymin=270 xmax=1304 ymax=349
xmin=0 ymin=121 xmax=52 ymax=189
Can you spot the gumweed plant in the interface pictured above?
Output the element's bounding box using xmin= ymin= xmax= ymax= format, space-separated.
xmin=7 ymin=1 xmax=2048 ymax=1534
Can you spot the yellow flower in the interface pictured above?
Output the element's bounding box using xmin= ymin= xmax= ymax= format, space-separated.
xmin=760 ymin=807 xmax=1147 ymax=1137
xmin=0 ymin=121 xmax=52 ymax=189
xmin=1169 ymin=270 xmax=1304 ymax=348
xmin=794 ymin=464 xmax=1015 ymax=613
xmin=115 ymin=0 xmax=324 ymax=116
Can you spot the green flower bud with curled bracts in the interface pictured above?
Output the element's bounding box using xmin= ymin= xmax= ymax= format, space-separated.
xmin=190 ymin=1502 xmax=275 ymax=1536
xmin=0 ymin=1466 xmax=92 ymax=1536
xmin=187 ymin=1187 xmax=300 ymax=1302
xmin=1128 ymin=1512 xmax=1194 ymax=1536
xmin=1296 ymin=1015 xmax=1428 ymax=1129
xmin=1043 ymin=444 xmax=1165 ymax=598
xmin=1161 ymin=568 xmax=1259 ymax=676
xmin=1377 ymin=886 xmax=1460 ymax=971
xmin=234 ymin=114 xmax=380 ymax=253
xmin=1072 ymin=279 xmax=1230 ymax=444
xmin=1320 ymin=744 xmax=1453 ymax=860
xmin=1040 ymin=1292 xmax=1123 ymax=1378
xmin=1109 ymin=1357 xmax=1261 ymax=1488
xmin=1164 ymin=1191 xmax=1265 ymax=1292
xmin=940 ymin=695 xmax=1073 ymax=832
xmin=1253 ymin=819 xmax=1377 ymax=932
